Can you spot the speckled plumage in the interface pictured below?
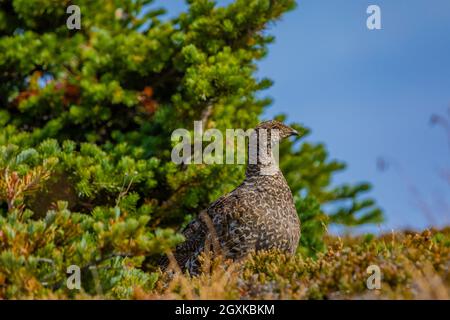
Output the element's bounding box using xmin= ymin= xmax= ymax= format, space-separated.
xmin=162 ymin=121 xmax=301 ymax=274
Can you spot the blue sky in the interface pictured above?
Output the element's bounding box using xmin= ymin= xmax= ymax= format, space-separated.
xmin=158 ymin=1 xmax=450 ymax=232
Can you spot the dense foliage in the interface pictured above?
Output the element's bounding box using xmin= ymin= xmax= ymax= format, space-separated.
xmin=0 ymin=0 xmax=382 ymax=298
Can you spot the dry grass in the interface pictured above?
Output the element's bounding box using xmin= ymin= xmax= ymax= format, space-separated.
xmin=138 ymin=228 xmax=450 ymax=300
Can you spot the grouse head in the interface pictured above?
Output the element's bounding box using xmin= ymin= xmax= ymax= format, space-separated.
xmin=246 ymin=120 xmax=298 ymax=177
xmin=254 ymin=120 xmax=299 ymax=142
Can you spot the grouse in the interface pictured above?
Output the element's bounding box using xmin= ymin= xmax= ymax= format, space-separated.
xmin=162 ymin=120 xmax=301 ymax=274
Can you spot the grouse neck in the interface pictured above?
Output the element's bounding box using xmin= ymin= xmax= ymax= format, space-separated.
xmin=245 ymin=163 xmax=281 ymax=177
xmin=245 ymin=138 xmax=280 ymax=178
